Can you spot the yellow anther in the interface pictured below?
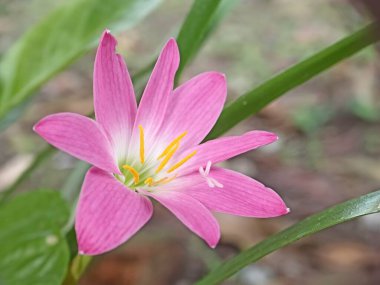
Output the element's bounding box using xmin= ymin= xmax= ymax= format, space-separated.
xmin=139 ymin=125 xmax=145 ymax=164
xmin=155 ymin=143 xmax=179 ymax=173
xmin=122 ymin=165 xmax=140 ymax=184
xmin=144 ymin=177 xmax=153 ymax=186
xmin=167 ymin=151 xmax=197 ymax=173
xmin=157 ymin=131 xmax=188 ymax=159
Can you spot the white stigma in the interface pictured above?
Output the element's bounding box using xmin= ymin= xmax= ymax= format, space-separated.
xmin=199 ymin=160 xmax=223 ymax=188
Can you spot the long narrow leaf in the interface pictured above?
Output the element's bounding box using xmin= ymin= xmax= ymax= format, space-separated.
xmin=207 ymin=23 xmax=379 ymax=139
xmin=134 ymin=0 xmax=235 ymax=96
xmin=196 ymin=190 xmax=380 ymax=285
xmin=175 ymin=0 xmax=236 ymax=81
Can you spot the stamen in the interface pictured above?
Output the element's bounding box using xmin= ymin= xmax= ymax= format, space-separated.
xmin=157 ymin=131 xmax=187 ymax=159
xmin=154 ymin=175 xmax=176 ymax=185
xmin=122 ymin=165 xmax=140 ymax=184
xmin=152 ymin=176 xmax=169 ymax=185
xmin=144 ymin=177 xmax=153 ymax=186
xmin=139 ymin=125 xmax=145 ymax=164
xmin=143 ymin=176 xmax=176 ymax=187
xmin=155 ymin=143 xmax=179 ymax=173
xmin=167 ymin=151 xmax=197 ymax=173
xmin=159 ymin=175 xmax=177 ymax=185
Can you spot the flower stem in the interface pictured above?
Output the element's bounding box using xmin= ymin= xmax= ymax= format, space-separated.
xmin=62 ymin=254 xmax=93 ymax=285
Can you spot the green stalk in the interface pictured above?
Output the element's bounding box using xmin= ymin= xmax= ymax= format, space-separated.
xmin=207 ymin=23 xmax=379 ymax=139
xmin=196 ymin=190 xmax=380 ymax=284
xmin=62 ymin=255 xmax=93 ymax=285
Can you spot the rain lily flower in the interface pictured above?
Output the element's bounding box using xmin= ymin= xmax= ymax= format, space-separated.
xmin=34 ymin=30 xmax=289 ymax=255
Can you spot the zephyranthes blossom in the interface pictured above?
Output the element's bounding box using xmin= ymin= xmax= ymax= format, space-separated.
xmin=34 ymin=30 xmax=289 ymax=255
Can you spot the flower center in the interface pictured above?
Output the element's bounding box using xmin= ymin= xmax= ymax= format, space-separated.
xmin=118 ymin=125 xmax=197 ymax=191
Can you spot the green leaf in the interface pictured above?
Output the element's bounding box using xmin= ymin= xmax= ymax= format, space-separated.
xmin=0 ymin=0 xmax=161 ymax=129
xmin=207 ymin=23 xmax=380 ymax=139
xmin=135 ymin=0 xmax=235 ymax=97
xmin=0 ymin=190 xmax=70 ymax=285
xmin=175 ymin=0 xmax=236 ymax=82
xmin=196 ymin=190 xmax=380 ymax=285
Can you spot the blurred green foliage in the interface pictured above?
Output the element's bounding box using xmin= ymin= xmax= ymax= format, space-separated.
xmin=292 ymin=104 xmax=334 ymax=134
xmin=0 ymin=0 xmax=161 ymax=130
xmin=0 ymin=0 xmax=380 ymax=284
xmin=0 ymin=190 xmax=70 ymax=285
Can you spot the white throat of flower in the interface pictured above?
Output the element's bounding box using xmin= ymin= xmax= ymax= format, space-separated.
xmin=199 ymin=161 xmax=223 ymax=188
xmin=118 ymin=125 xmax=197 ymax=190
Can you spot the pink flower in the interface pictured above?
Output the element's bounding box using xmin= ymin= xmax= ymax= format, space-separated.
xmin=34 ymin=31 xmax=289 ymax=255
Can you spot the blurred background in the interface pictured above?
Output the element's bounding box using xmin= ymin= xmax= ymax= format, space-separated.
xmin=0 ymin=0 xmax=380 ymax=284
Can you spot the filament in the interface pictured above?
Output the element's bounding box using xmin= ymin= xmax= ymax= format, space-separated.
xmin=157 ymin=131 xmax=187 ymax=159
xmin=167 ymin=151 xmax=197 ymax=173
xmin=155 ymin=143 xmax=179 ymax=173
xmin=139 ymin=125 xmax=145 ymax=164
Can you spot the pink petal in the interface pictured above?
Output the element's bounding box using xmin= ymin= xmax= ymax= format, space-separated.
xmin=34 ymin=113 xmax=120 ymax=174
xmin=159 ymin=72 xmax=227 ymax=150
xmin=94 ymin=30 xmax=137 ymax=162
xmin=75 ymin=167 xmax=153 ymax=255
xmin=131 ymin=38 xmax=180 ymax=154
xmin=146 ymin=191 xmax=220 ymax=248
xmin=174 ymin=167 xmax=288 ymax=217
xmin=178 ymin=131 xmax=278 ymax=175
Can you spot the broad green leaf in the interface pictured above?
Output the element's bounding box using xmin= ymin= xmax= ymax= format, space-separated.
xmin=0 ymin=190 xmax=70 ymax=285
xmin=207 ymin=23 xmax=380 ymax=139
xmin=175 ymin=0 xmax=236 ymax=82
xmin=196 ymin=190 xmax=380 ymax=285
xmin=0 ymin=0 xmax=161 ymax=129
